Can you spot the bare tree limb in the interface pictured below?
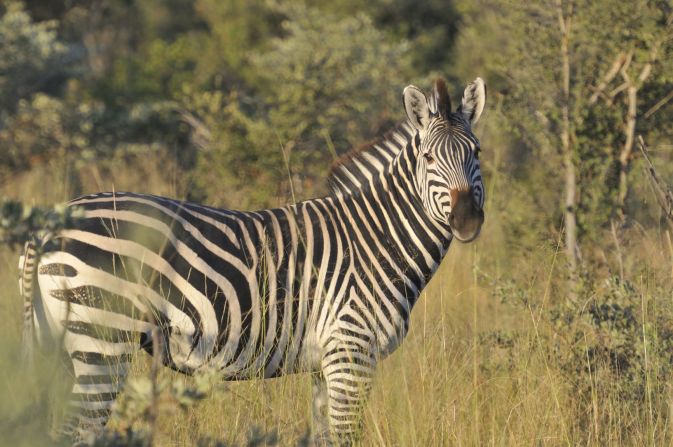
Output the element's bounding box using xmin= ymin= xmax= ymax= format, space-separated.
xmin=638 ymin=136 xmax=673 ymax=224
xmin=607 ymin=81 xmax=630 ymax=102
xmin=644 ymin=88 xmax=673 ymax=119
xmin=589 ymin=52 xmax=627 ymax=105
xmin=177 ymin=109 xmax=213 ymax=150
xmin=619 ymin=51 xmax=634 ymax=80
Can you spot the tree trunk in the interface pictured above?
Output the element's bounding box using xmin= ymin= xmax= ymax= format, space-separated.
xmin=557 ymin=0 xmax=579 ymax=298
xmin=617 ymin=84 xmax=637 ymax=214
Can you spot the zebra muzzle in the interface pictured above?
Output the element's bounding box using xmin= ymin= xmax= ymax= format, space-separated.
xmin=448 ymin=188 xmax=484 ymax=243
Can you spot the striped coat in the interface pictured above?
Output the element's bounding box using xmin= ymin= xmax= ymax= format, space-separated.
xmin=20 ymin=77 xmax=487 ymax=445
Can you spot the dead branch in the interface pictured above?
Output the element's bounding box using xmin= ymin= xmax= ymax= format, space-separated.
xmin=589 ymin=52 xmax=627 ymax=105
xmin=638 ymin=136 xmax=673 ymax=224
xmin=644 ymin=88 xmax=673 ymax=119
xmin=177 ymin=109 xmax=213 ymax=150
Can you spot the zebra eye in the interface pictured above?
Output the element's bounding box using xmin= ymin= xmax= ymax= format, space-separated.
xmin=424 ymin=153 xmax=435 ymax=165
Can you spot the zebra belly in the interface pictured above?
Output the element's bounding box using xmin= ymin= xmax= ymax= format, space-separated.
xmin=36 ymin=252 xmax=327 ymax=380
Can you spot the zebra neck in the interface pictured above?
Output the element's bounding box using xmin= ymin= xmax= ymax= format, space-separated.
xmin=348 ymin=141 xmax=453 ymax=301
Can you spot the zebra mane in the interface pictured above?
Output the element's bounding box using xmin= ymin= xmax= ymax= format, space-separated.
xmin=327 ymin=91 xmax=438 ymax=196
xmin=327 ymin=121 xmax=415 ymax=196
xmin=327 ymin=88 xmax=440 ymax=195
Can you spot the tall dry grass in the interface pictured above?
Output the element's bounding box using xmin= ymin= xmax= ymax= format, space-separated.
xmin=1 ymin=153 xmax=672 ymax=446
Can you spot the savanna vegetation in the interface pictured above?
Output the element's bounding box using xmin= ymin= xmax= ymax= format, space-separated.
xmin=1 ymin=0 xmax=673 ymax=445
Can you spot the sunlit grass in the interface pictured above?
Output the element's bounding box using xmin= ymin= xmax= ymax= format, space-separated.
xmin=1 ymin=165 xmax=672 ymax=446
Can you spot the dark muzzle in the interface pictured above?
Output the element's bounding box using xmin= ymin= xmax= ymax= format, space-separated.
xmin=448 ymin=188 xmax=484 ymax=242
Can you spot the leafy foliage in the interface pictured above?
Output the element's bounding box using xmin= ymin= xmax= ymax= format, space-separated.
xmin=0 ymin=1 xmax=68 ymax=114
xmin=189 ymin=3 xmax=412 ymax=206
xmin=0 ymin=199 xmax=83 ymax=248
xmin=484 ymin=272 xmax=673 ymax=442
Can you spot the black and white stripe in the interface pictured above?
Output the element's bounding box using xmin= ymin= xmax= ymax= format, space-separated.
xmin=20 ymin=77 xmax=487 ymax=445
xmin=327 ymin=92 xmax=441 ymax=196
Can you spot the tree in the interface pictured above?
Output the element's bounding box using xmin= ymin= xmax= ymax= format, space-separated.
xmin=0 ymin=2 xmax=68 ymax=115
xmin=189 ymin=4 xmax=411 ymax=208
xmin=452 ymin=0 xmax=673 ymax=295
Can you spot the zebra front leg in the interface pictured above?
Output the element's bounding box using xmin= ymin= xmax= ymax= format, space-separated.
xmin=320 ymin=338 xmax=376 ymax=446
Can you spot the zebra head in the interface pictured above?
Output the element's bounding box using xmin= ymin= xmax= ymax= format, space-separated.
xmin=403 ymin=78 xmax=486 ymax=242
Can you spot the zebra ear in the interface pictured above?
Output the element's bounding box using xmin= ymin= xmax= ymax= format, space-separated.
xmin=403 ymin=85 xmax=432 ymax=131
xmin=458 ymin=77 xmax=487 ymax=126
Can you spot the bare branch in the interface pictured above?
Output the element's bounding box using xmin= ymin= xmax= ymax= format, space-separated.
xmin=644 ymin=89 xmax=673 ymax=119
xmin=638 ymin=136 xmax=673 ymax=224
xmin=608 ymin=81 xmax=629 ymax=102
xmin=177 ymin=109 xmax=213 ymax=150
xmin=618 ymin=51 xmax=634 ymax=84
xmin=589 ymin=52 xmax=627 ymax=105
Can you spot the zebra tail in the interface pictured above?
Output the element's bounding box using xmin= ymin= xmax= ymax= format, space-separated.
xmin=18 ymin=241 xmax=38 ymax=367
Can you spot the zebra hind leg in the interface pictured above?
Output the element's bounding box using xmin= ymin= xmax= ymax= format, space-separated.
xmin=60 ymin=333 xmax=137 ymax=445
xmin=34 ymin=264 xmax=150 ymax=444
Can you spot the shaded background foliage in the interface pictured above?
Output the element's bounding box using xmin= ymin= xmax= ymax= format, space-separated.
xmin=2 ymin=0 xmax=673 ymax=444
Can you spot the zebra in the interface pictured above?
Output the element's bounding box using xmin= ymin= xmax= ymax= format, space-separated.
xmin=18 ymin=77 xmax=487 ymax=445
